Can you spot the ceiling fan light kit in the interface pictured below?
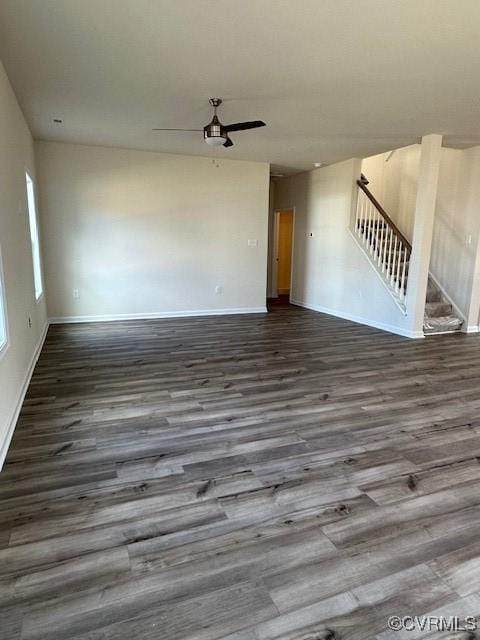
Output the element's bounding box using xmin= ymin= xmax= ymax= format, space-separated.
xmin=153 ymin=98 xmax=266 ymax=148
xmin=204 ymin=100 xmax=228 ymax=146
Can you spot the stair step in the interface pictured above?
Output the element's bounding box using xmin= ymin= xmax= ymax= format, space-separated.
xmin=423 ymin=315 xmax=463 ymax=334
xmin=425 ymin=301 xmax=453 ymax=317
xmin=426 ymin=284 xmax=442 ymax=303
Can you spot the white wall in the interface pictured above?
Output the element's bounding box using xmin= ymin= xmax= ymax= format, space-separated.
xmin=274 ymin=159 xmax=415 ymax=337
xmin=0 ymin=61 xmax=48 ymax=468
xmin=431 ymin=146 xmax=480 ymax=320
xmin=35 ymin=142 xmax=269 ymax=321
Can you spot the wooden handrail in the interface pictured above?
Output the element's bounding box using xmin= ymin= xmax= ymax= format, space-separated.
xmin=356 ymin=179 xmax=412 ymax=252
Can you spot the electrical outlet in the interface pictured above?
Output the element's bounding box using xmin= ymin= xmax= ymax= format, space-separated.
xmin=215 ymin=285 xmax=223 ymax=294
xmin=73 ymin=289 xmax=80 ymax=299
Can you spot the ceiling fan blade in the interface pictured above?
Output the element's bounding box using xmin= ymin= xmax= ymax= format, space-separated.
xmin=152 ymin=128 xmax=202 ymax=131
xmin=224 ymin=120 xmax=266 ymax=133
xmin=223 ymin=137 xmax=234 ymax=148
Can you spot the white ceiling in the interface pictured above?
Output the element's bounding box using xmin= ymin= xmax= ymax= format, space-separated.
xmin=1 ymin=0 xmax=480 ymax=175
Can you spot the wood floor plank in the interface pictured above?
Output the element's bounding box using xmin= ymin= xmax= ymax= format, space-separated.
xmin=62 ymin=583 xmax=278 ymax=640
xmin=1 ymin=303 xmax=480 ymax=638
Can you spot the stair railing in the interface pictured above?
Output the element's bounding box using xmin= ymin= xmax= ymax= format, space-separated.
xmin=353 ymin=174 xmax=411 ymax=304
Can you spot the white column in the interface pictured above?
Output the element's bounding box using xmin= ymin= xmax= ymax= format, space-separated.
xmin=406 ymin=134 xmax=443 ymax=335
xmin=457 ymin=148 xmax=480 ymax=333
xmin=465 ymin=239 xmax=480 ymax=332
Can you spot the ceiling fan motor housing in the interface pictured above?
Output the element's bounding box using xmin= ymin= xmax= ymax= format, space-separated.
xmin=204 ymin=111 xmax=227 ymax=146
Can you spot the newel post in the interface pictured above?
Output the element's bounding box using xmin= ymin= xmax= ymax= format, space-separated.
xmin=406 ymin=134 xmax=443 ymax=336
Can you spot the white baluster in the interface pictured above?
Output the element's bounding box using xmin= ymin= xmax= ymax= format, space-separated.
xmin=399 ymin=248 xmax=408 ymax=301
xmin=365 ymin=200 xmax=372 ymax=248
xmin=369 ymin=205 xmax=374 ymax=252
xmin=368 ymin=203 xmax=373 ymax=246
xmin=395 ymin=241 xmax=402 ymax=294
xmin=369 ymin=205 xmax=375 ymax=255
xmin=355 ymin=190 xmax=360 ymax=232
xmin=378 ymin=215 xmax=385 ymax=267
xmin=360 ymin=191 xmax=366 ymax=236
xmin=381 ymin=223 xmax=388 ymax=273
xmin=390 ymin=235 xmax=398 ymax=287
xmin=356 ymin=192 xmax=362 ymax=238
xmin=356 ymin=192 xmax=362 ymax=237
xmin=363 ymin=194 xmax=367 ymax=232
xmin=361 ymin=196 xmax=368 ymax=245
xmin=374 ymin=211 xmax=380 ymax=262
xmin=387 ymin=228 xmax=393 ymax=277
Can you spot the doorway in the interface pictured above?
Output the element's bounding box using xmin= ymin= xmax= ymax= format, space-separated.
xmin=272 ymin=209 xmax=294 ymax=299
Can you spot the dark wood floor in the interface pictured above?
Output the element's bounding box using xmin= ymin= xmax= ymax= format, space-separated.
xmin=2 ymin=304 xmax=480 ymax=639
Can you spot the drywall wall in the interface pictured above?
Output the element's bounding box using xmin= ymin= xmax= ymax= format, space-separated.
xmin=0 ymin=60 xmax=48 ymax=468
xmin=361 ymin=144 xmax=421 ymax=240
xmin=274 ymin=159 xmax=416 ymax=337
xmin=430 ymin=145 xmax=480 ymax=321
xmin=35 ymin=142 xmax=269 ymax=321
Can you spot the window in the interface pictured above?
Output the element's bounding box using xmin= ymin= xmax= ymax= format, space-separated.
xmin=25 ymin=172 xmax=43 ymax=300
xmin=0 ymin=248 xmax=7 ymax=353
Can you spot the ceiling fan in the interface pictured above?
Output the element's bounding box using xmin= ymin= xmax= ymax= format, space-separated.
xmin=153 ymin=98 xmax=266 ymax=148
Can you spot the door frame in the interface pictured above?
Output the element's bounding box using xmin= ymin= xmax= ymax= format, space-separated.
xmin=271 ymin=207 xmax=295 ymax=299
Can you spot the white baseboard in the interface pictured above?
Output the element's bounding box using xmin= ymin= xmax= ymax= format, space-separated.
xmin=49 ymin=307 xmax=268 ymax=324
xmin=0 ymin=321 xmax=49 ymax=471
xmin=290 ymin=298 xmax=424 ymax=339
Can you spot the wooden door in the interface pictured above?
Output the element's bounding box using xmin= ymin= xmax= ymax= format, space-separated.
xmin=277 ymin=210 xmax=293 ymax=294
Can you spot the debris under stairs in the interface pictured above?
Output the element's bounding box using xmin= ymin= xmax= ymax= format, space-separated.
xmin=354 ymin=175 xmax=463 ymax=335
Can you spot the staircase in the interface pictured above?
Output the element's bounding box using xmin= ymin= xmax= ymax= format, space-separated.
xmin=353 ymin=175 xmax=463 ymax=335
xmin=424 ymin=281 xmax=463 ymax=334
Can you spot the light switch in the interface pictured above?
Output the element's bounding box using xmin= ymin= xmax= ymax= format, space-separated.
xmin=248 ymin=239 xmax=258 ymax=247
